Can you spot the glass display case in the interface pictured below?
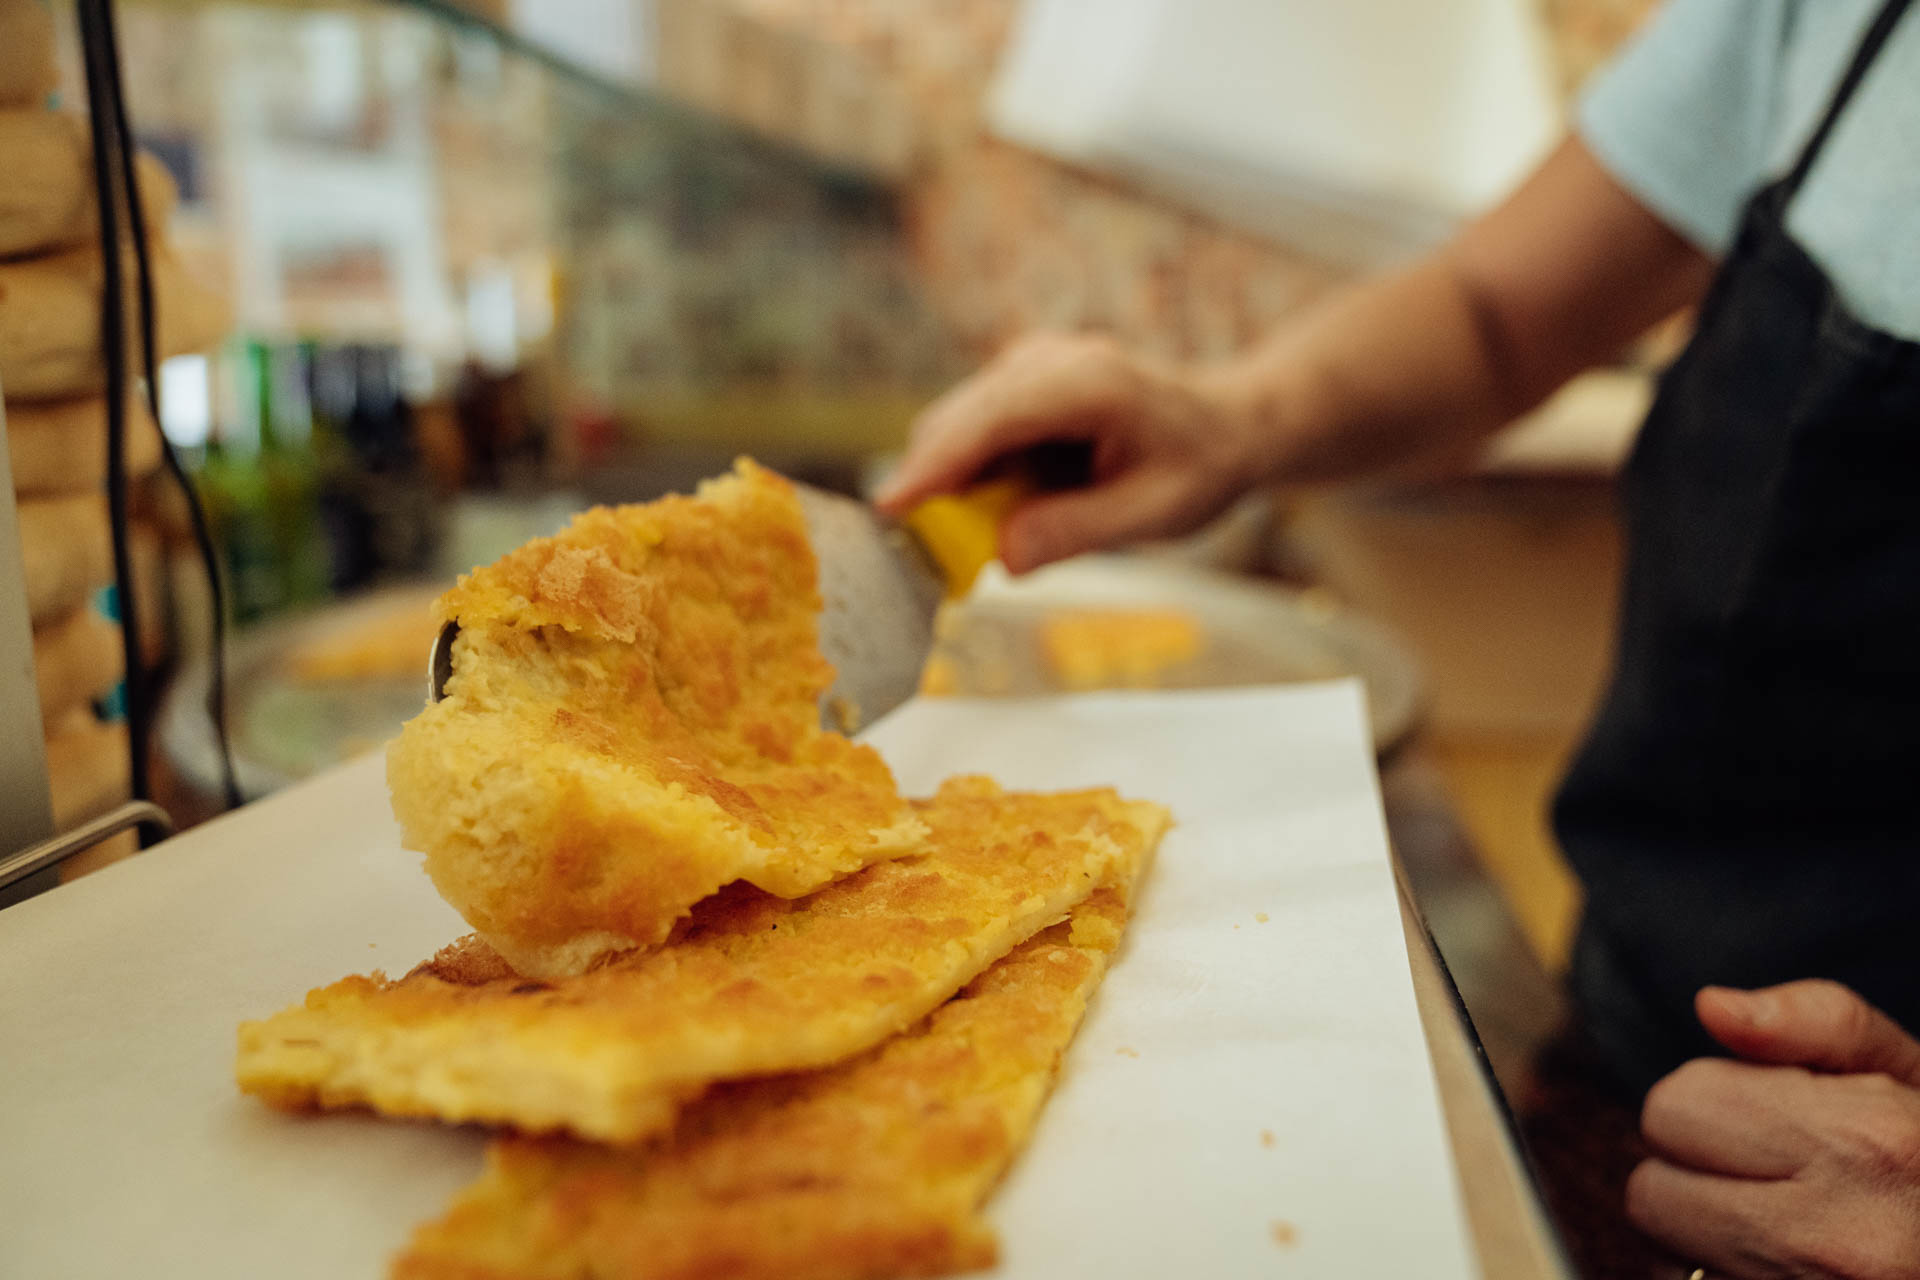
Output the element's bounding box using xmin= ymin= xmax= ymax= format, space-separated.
xmin=30 ymin=0 xmax=958 ymax=802
xmin=99 ymin=0 xmax=953 ymax=501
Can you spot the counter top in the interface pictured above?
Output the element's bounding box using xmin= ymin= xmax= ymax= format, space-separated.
xmin=4 ymin=683 xmax=1499 ymax=1278
xmin=1399 ymin=874 xmax=1570 ymax=1280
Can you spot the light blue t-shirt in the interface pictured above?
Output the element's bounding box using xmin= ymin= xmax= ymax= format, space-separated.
xmin=1579 ymin=0 xmax=1920 ymax=340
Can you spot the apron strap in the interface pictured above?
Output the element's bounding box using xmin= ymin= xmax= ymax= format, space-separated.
xmin=1781 ymin=0 xmax=1914 ymax=198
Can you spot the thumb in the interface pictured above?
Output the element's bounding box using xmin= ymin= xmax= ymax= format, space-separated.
xmin=1698 ymin=981 xmax=1920 ymax=1084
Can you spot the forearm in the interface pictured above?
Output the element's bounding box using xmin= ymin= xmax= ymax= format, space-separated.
xmin=1210 ymin=253 xmax=1529 ymax=485
xmin=1210 ymin=136 xmax=1715 ymax=487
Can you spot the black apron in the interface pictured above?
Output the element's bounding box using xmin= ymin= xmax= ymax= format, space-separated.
xmin=1553 ymin=0 xmax=1920 ymax=1097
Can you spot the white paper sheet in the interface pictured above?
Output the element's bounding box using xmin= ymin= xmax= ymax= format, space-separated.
xmin=0 ymin=680 xmax=1477 ymax=1278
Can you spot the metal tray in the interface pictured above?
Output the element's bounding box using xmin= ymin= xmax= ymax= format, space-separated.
xmin=159 ymin=583 xmax=443 ymax=801
xmin=925 ymin=555 xmax=1422 ymax=753
xmin=161 ymin=556 xmax=1423 ymax=802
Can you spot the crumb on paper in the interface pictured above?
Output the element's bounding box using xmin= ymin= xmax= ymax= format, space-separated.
xmin=1115 ymin=1046 xmax=1140 ymax=1059
xmin=1260 ymin=1130 xmax=1275 ymax=1149
xmin=1255 ymin=912 xmax=1269 ymax=923
xmin=1270 ymin=1220 xmax=1298 ymax=1247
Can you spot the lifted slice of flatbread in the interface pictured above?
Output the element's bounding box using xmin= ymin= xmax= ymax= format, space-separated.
xmin=386 ymin=461 xmax=924 ymax=979
xmin=392 ymin=872 xmax=1148 ymax=1280
xmin=237 ymin=777 xmax=1169 ymax=1145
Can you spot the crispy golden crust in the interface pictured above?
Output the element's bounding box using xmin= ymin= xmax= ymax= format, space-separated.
xmin=237 ymin=777 xmax=1170 ymax=1144
xmin=386 ymin=461 xmax=924 ymax=978
xmin=391 ymin=876 xmax=1148 ymax=1280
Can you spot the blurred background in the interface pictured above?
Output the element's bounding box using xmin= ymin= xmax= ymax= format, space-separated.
xmin=2 ymin=2 xmax=1693 ymax=1267
xmin=10 ymin=0 xmax=1667 ymax=1056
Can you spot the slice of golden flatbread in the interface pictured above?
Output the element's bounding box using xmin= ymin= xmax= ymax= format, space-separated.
xmin=392 ymin=870 xmax=1148 ymax=1280
xmin=386 ymin=460 xmax=925 ymax=979
xmin=238 ymin=777 xmax=1170 ymax=1144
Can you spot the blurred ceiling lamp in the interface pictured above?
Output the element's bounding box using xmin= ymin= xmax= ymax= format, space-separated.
xmin=990 ymin=0 xmax=1563 ymax=267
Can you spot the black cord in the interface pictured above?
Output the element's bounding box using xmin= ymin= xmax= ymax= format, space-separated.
xmin=77 ymin=0 xmax=151 ymax=822
xmin=93 ymin=0 xmax=243 ymax=810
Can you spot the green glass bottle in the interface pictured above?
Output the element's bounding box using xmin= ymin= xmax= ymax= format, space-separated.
xmin=257 ymin=340 xmax=327 ymax=611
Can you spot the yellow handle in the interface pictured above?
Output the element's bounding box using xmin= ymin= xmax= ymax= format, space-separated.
xmin=902 ymin=478 xmax=1030 ymax=598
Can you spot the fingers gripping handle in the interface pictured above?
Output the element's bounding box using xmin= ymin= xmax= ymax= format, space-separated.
xmin=900 ymin=441 xmax=1095 ymax=596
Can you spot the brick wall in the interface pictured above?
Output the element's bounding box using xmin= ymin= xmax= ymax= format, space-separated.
xmin=675 ymin=0 xmax=1661 ymax=365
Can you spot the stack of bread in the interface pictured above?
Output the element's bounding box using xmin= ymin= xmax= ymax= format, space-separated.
xmin=1 ymin=0 xmax=227 ymax=876
xmin=237 ymin=463 xmax=1171 ymax=1279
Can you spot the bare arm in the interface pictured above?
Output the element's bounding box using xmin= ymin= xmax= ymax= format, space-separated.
xmin=1232 ymin=135 xmax=1714 ymax=482
xmin=877 ymin=136 xmax=1715 ymax=570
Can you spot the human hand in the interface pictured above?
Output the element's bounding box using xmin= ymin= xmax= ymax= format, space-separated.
xmin=874 ymin=334 xmax=1267 ymax=573
xmin=1628 ymin=981 xmax=1920 ymax=1279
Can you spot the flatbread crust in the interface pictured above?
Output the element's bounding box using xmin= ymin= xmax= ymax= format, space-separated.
xmin=386 ymin=461 xmax=926 ymax=978
xmin=391 ymin=867 xmax=1150 ymax=1280
xmin=238 ymin=777 xmax=1168 ymax=1145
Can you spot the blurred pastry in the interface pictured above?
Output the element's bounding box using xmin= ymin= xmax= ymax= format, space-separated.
xmin=127 ymin=517 xmax=166 ymax=656
xmin=16 ymin=493 xmax=110 ymax=626
xmin=0 ymin=0 xmax=57 ymax=111
xmin=1040 ymin=607 xmax=1205 ymax=689
xmin=0 ymin=244 xmax=230 ymax=401
xmin=6 ymin=394 xmax=163 ymax=495
xmin=0 ymin=111 xmax=178 ymax=259
xmin=57 ymin=828 xmax=137 ymax=883
xmin=285 ymin=593 xmax=442 ymax=683
xmin=32 ymin=603 xmax=119 ymax=726
xmin=44 ymin=706 xmax=129 ymax=831
xmin=41 ymin=708 xmax=137 ymax=884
